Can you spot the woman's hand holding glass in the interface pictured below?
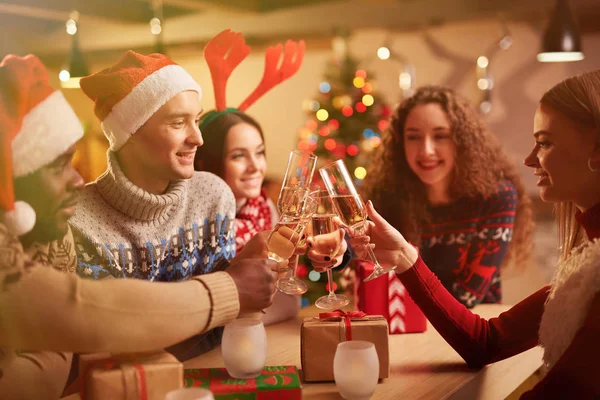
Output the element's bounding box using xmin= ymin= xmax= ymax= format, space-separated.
xmin=347 ymin=200 xmax=419 ymax=273
xmin=306 ymin=229 xmax=347 ymax=272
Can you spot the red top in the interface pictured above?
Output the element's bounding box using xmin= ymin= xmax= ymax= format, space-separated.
xmin=400 ymin=202 xmax=600 ymax=399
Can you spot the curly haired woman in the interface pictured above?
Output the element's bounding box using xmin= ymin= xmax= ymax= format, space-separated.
xmin=362 ymin=86 xmax=534 ymax=307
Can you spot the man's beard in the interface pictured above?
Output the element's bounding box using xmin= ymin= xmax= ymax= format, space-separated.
xmin=26 ymin=218 xmax=67 ymax=244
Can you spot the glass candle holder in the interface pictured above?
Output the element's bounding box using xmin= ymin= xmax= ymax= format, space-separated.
xmin=164 ymin=388 xmax=215 ymax=400
xmin=333 ymin=341 xmax=379 ymax=400
xmin=221 ymin=318 xmax=267 ymax=379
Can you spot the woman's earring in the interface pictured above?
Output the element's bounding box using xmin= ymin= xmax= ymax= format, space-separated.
xmin=588 ymin=158 xmax=598 ymax=172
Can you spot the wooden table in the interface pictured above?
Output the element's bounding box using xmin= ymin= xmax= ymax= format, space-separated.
xmin=185 ymin=304 xmax=543 ymax=399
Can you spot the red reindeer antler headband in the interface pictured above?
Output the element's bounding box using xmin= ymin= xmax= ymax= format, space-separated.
xmin=200 ymin=29 xmax=305 ymax=128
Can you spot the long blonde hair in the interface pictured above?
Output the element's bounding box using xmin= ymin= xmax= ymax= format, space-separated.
xmin=540 ymin=70 xmax=600 ymax=261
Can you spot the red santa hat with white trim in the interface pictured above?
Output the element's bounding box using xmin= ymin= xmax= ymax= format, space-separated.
xmin=80 ymin=50 xmax=202 ymax=151
xmin=0 ymin=54 xmax=83 ymax=236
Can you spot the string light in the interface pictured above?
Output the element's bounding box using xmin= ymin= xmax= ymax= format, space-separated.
xmin=361 ymin=82 xmax=373 ymax=94
xmin=59 ymin=10 xmax=88 ymax=88
xmin=355 ymin=102 xmax=367 ymax=113
xmin=476 ymin=21 xmax=512 ymax=115
xmin=378 ymin=120 xmax=389 ymax=131
xmin=362 ymin=94 xmax=374 ymax=106
xmin=332 ymin=96 xmax=345 ymax=109
xmin=319 ymin=82 xmax=331 ymax=93
xmin=65 ymin=12 xmax=78 ymax=35
xmin=316 ymin=109 xmax=329 ymax=121
xmin=477 ymin=56 xmax=489 ymax=68
xmin=341 ymin=106 xmax=353 ymax=117
xmin=355 ymin=69 xmax=367 ymax=79
xmin=58 ymin=70 xmax=71 ymax=82
xmin=150 ymin=17 xmax=162 ymax=35
xmin=477 ymin=78 xmax=490 ymax=90
xmin=318 ymin=126 xmax=331 ymax=136
xmin=328 ymin=119 xmax=340 ymax=130
xmin=324 ymin=139 xmax=337 ymax=151
xmin=150 ymin=0 xmax=165 ymax=53
xmin=309 ymin=270 xmax=321 ymax=282
xmin=306 ymin=120 xmax=318 ymax=130
xmin=377 ymin=46 xmax=391 ymax=60
xmin=353 ymin=77 xmax=365 ymax=88
xmin=354 ymin=167 xmax=367 ymax=180
xmin=347 ymin=144 xmax=359 ymax=156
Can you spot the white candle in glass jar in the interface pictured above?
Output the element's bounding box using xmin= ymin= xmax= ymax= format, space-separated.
xmin=164 ymin=388 xmax=214 ymax=400
xmin=221 ymin=318 xmax=267 ymax=379
xmin=333 ymin=341 xmax=379 ymax=400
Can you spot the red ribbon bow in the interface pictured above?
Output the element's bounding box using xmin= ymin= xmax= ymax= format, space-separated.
xmin=318 ymin=309 xmax=367 ymax=341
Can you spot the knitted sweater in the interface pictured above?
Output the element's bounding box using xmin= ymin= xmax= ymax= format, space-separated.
xmin=71 ymin=152 xmax=236 ymax=282
xmin=400 ymin=202 xmax=600 ymax=399
xmin=0 ymin=219 xmax=239 ymax=359
xmin=70 ymin=151 xmax=237 ymax=359
xmin=0 ymin=228 xmax=77 ymax=400
xmin=420 ymin=180 xmax=517 ymax=308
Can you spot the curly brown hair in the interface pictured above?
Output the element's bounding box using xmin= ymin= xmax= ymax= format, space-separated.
xmin=361 ymin=85 xmax=534 ymax=267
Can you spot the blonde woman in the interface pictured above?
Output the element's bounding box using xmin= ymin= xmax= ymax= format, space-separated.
xmin=346 ymin=71 xmax=600 ymax=398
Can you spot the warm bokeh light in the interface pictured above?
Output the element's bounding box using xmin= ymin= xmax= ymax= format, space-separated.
xmin=316 ymin=109 xmax=329 ymax=121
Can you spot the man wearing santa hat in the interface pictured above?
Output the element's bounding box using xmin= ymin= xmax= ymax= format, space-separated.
xmin=0 ymin=54 xmax=277 ymax=398
xmin=70 ymin=50 xmax=275 ymax=359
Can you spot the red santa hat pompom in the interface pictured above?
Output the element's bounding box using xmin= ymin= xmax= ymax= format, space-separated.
xmin=0 ymin=54 xmax=83 ymax=236
xmin=80 ymin=50 xmax=202 ymax=151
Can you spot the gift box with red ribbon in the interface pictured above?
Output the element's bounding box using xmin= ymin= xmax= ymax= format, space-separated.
xmin=300 ymin=309 xmax=389 ymax=382
xmin=78 ymin=351 xmax=183 ymax=400
xmin=355 ymin=260 xmax=427 ymax=334
xmin=183 ymin=366 xmax=301 ymax=399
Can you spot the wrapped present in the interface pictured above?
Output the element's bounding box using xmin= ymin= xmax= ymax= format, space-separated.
xmin=78 ymin=351 xmax=183 ymax=400
xmin=355 ymin=260 xmax=427 ymax=334
xmin=183 ymin=366 xmax=301 ymax=399
xmin=300 ymin=310 xmax=389 ymax=382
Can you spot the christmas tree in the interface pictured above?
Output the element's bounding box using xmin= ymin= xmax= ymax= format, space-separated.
xmin=296 ymin=37 xmax=392 ymax=307
xmin=297 ymin=49 xmax=392 ymax=182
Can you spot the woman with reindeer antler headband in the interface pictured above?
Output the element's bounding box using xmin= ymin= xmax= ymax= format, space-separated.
xmin=195 ymin=30 xmax=350 ymax=322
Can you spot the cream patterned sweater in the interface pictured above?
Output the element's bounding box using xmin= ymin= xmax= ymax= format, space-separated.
xmin=70 ymin=151 xmax=237 ymax=281
xmin=0 ymin=221 xmax=239 ymax=397
xmin=69 ymin=152 xmax=238 ymax=359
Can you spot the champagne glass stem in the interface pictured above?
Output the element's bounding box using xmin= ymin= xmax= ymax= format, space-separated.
xmin=288 ymin=254 xmax=299 ymax=282
xmin=326 ymin=268 xmax=336 ymax=299
xmin=354 ymin=223 xmax=385 ymax=274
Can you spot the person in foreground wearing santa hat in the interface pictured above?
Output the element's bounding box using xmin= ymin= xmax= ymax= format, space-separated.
xmin=70 ymin=50 xmax=277 ymax=360
xmin=0 ymin=54 xmax=278 ymax=399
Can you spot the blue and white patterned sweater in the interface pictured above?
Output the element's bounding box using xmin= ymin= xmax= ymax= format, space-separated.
xmin=70 ymin=152 xmax=236 ymax=282
xmin=69 ymin=152 xmax=236 ymax=360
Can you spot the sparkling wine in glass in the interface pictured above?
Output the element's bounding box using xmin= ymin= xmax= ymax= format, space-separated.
xmin=320 ymin=160 xmax=396 ymax=281
xmin=271 ymin=194 xmax=317 ymax=294
xmin=268 ymin=150 xmax=318 ymax=294
xmin=312 ymin=190 xmax=349 ymax=309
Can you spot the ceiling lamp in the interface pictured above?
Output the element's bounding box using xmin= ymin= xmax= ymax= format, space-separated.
xmin=59 ymin=11 xmax=89 ymax=88
xmin=537 ymin=0 xmax=584 ymax=62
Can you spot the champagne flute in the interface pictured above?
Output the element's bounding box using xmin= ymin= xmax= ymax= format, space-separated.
xmin=267 ymin=150 xmax=317 ymax=294
xmin=270 ymin=194 xmax=317 ymax=294
xmin=277 ymin=150 xmax=317 ymax=220
xmin=312 ymin=190 xmax=350 ymax=309
xmin=319 ymin=160 xmax=396 ymax=281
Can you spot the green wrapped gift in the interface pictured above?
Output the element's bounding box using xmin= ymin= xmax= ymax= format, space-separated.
xmin=183 ymin=366 xmax=301 ymax=399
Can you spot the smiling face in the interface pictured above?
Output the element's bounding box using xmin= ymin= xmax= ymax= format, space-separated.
xmin=524 ymin=103 xmax=600 ymax=209
xmin=14 ymin=144 xmax=84 ymax=242
xmin=222 ymin=122 xmax=267 ymax=201
xmin=117 ymin=91 xmax=203 ymax=194
xmin=403 ymin=103 xmax=457 ymax=200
